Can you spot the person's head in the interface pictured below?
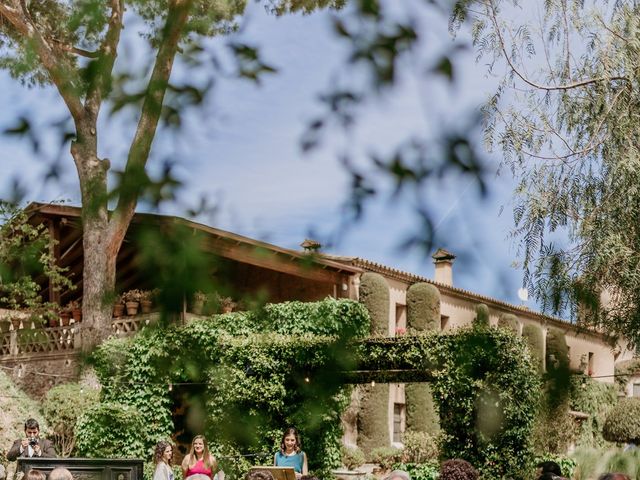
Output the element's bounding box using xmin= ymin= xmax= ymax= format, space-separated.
xmin=154 ymin=441 xmax=173 ymax=465
xmin=439 ymin=459 xmax=479 ymax=480
xmin=536 ymin=461 xmax=562 ymax=477
xmin=280 ymin=427 xmax=301 ymax=454
xmin=598 ymin=474 xmax=632 ymax=480
xmin=188 ymin=436 xmax=215 ymax=470
xmin=26 ymin=470 xmax=45 ymax=480
xmin=24 ymin=419 xmax=40 ymax=438
xmin=384 ymin=470 xmax=410 ymax=480
xmin=48 ymin=468 xmax=73 ymax=480
xmin=245 ymin=471 xmax=274 ymax=480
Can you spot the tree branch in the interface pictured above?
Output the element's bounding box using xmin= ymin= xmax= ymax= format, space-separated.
xmin=50 ymin=38 xmax=99 ymax=58
xmin=110 ymin=0 xmax=193 ymax=240
xmin=85 ymin=0 xmax=124 ymax=116
xmin=0 ymin=1 xmax=84 ymax=121
xmin=486 ymin=0 xmax=629 ymax=91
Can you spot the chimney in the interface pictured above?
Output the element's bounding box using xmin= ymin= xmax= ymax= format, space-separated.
xmin=432 ymin=248 xmax=455 ymax=286
xmin=300 ymin=238 xmax=322 ymax=253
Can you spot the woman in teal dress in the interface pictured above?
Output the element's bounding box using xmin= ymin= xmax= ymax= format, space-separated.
xmin=274 ymin=427 xmax=308 ymax=478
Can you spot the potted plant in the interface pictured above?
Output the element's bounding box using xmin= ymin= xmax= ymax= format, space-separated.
xmin=220 ymin=296 xmax=236 ymax=314
xmin=139 ymin=290 xmax=153 ymax=314
xmin=112 ymin=294 xmax=124 ymax=318
xmin=122 ymin=289 xmax=142 ymax=316
xmin=192 ymin=291 xmax=207 ymax=315
xmin=67 ymin=300 xmax=82 ymax=323
xmin=44 ymin=309 xmax=59 ymax=328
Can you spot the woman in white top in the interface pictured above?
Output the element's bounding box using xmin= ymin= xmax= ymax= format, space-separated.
xmin=153 ymin=441 xmax=174 ymax=480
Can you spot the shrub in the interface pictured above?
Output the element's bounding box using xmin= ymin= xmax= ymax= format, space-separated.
xmin=42 ymin=382 xmax=100 ymax=457
xmin=570 ymin=375 xmax=618 ymax=447
xmin=359 ymin=272 xmax=390 ymax=335
xmin=401 ymin=431 xmax=438 ymax=463
xmin=522 ymin=323 xmax=544 ymax=371
xmin=406 ymin=283 xmax=440 ymax=331
xmin=392 ymin=462 xmax=439 ymax=480
xmin=405 ymin=383 xmax=439 ymax=435
xmin=341 ymin=445 xmax=365 ymax=470
xmin=358 ymin=383 xmax=390 ymax=457
xmin=603 ymin=398 xmax=640 ymax=444
xmin=546 ymin=328 xmax=570 ymax=374
xmin=473 ymin=304 xmax=490 ymax=328
xmin=439 ymin=459 xmax=479 ymax=480
xmin=370 ymin=446 xmax=402 ymax=471
xmin=75 ymin=402 xmax=146 ymax=458
xmin=497 ymin=313 xmax=519 ymax=333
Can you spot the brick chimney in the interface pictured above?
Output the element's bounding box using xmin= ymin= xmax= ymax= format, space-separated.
xmin=432 ymin=248 xmax=456 ymax=286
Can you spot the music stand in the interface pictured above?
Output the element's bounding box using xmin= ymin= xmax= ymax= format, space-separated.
xmin=249 ymin=466 xmax=296 ymax=480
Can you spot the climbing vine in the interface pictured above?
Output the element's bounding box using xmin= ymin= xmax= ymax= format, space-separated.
xmin=90 ymin=299 xmax=539 ymax=479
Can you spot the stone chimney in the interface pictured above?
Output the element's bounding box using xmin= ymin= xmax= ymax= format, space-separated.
xmin=432 ymin=248 xmax=456 ymax=286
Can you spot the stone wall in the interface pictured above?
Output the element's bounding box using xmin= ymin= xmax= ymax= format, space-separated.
xmin=0 ymin=352 xmax=82 ymax=398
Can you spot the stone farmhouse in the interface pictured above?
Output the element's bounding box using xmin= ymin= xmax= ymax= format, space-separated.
xmin=0 ymin=202 xmax=636 ymax=449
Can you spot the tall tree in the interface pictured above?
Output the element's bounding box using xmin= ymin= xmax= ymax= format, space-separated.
xmin=1 ymin=0 xmax=485 ymax=349
xmin=452 ymin=0 xmax=640 ymax=343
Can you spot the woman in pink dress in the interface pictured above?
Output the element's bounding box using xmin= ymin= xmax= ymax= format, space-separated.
xmin=181 ymin=435 xmax=218 ymax=480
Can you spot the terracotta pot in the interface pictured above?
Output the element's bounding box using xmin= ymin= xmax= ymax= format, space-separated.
xmin=72 ymin=309 xmax=82 ymax=322
xmin=48 ymin=317 xmax=59 ymax=328
xmin=125 ymin=301 xmax=139 ymax=316
xmin=60 ymin=312 xmax=71 ymax=327
xmin=11 ymin=318 xmax=21 ymax=329
xmin=140 ymin=299 xmax=153 ymax=314
xmin=113 ymin=303 xmax=124 ymax=318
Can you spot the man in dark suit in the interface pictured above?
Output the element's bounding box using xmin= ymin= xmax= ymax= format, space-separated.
xmin=7 ymin=418 xmax=56 ymax=462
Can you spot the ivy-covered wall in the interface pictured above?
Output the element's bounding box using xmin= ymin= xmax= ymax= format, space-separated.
xmin=90 ymin=298 xmax=371 ymax=478
xmin=89 ymin=299 xmax=540 ymax=479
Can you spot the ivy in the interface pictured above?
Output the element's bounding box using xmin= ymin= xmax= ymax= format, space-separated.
xmin=89 ymin=299 xmax=539 ymax=479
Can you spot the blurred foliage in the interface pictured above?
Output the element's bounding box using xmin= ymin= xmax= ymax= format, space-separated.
xmin=340 ymin=444 xmax=365 ymax=470
xmin=369 ymin=446 xmax=402 ymax=470
xmin=569 ymin=375 xmax=617 ymax=449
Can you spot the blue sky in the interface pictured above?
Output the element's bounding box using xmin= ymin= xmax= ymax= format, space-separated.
xmin=0 ymin=1 xmax=530 ymax=308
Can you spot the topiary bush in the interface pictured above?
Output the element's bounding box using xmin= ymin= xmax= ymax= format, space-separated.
xmin=497 ymin=313 xmax=519 ymax=333
xmin=522 ymin=323 xmax=544 ymax=372
xmin=392 ymin=462 xmax=439 ymax=480
xmin=370 ymin=446 xmax=402 ymax=471
xmin=75 ymin=402 xmax=146 ymax=458
xmin=406 ymin=283 xmax=440 ymax=332
xmin=405 ymin=383 xmax=439 ymax=435
xmin=340 ymin=445 xmax=365 ymax=470
xmin=43 ymin=382 xmax=100 ymax=457
xmin=545 ymin=328 xmax=571 ymax=405
xmin=358 ymin=384 xmax=391 ymax=458
xmin=359 ymin=272 xmax=390 ymax=336
xmin=603 ymin=398 xmax=640 ymax=444
xmin=439 ymin=459 xmax=479 ymax=480
xmin=473 ymin=303 xmax=490 ymax=328
xmin=401 ymin=430 xmax=438 ymax=463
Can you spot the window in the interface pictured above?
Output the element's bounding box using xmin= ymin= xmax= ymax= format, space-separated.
xmin=633 ymin=383 xmax=640 ymax=398
xmin=395 ymin=304 xmax=407 ymax=335
xmin=588 ymin=352 xmax=594 ymax=376
xmin=441 ymin=315 xmax=450 ymax=331
xmin=393 ymin=403 xmax=405 ymax=443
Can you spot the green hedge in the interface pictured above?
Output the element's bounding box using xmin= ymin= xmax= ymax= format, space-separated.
xmin=473 ymin=303 xmax=490 ymax=328
xmin=603 ymin=398 xmax=640 ymax=444
xmin=406 ymin=283 xmax=440 ymax=332
xmin=358 ymin=384 xmax=390 ymax=457
xmin=522 ymin=324 xmax=544 ymax=372
xmin=405 ymin=383 xmax=439 ymax=435
xmin=497 ymin=313 xmax=519 ymax=333
xmin=570 ymin=376 xmax=618 ymax=448
xmin=359 ymin=273 xmax=390 ymax=336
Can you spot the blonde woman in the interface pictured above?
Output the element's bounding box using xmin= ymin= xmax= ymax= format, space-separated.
xmin=182 ymin=435 xmax=218 ymax=480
